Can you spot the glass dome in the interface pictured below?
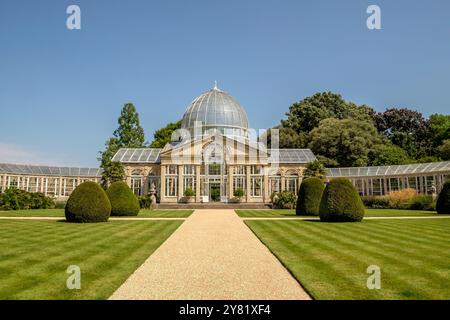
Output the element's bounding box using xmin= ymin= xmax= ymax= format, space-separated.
xmin=181 ymin=84 xmax=249 ymax=138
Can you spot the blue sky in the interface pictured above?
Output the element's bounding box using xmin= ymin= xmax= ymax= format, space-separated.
xmin=0 ymin=0 xmax=449 ymax=167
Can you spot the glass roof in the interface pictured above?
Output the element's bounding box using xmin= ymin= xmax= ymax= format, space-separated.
xmin=327 ymin=161 xmax=450 ymax=177
xmin=268 ymin=149 xmax=317 ymax=164
xmin=111 ymin=148 xmax=162 ymax=163
xmin=181 ymin=86 xmax=249 ymax=135
xmin=0 ymin=163 xmax=102 ymax=177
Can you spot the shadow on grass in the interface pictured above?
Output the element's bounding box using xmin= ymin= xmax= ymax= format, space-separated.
xmin=56 ymin=219 xmax=111 ymax=224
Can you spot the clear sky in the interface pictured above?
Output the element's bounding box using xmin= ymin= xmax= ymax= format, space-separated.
xmin=1 ymin=0 xmax=449 ymax=167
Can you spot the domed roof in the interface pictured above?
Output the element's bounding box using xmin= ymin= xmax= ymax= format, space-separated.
xmin=181 ymin=83 xmax=249 ymax=137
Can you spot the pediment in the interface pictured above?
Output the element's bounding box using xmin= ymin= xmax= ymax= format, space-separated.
xmin=159 ymin=133 xmax=268 ymax=165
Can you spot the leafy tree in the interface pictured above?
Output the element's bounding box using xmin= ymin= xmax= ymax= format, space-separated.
xmin=260 ymin=126 xmax=307 ymax=149
xmin=308 ymin=118 xmax=383 ymax=167
xmin=150 ymin=120 xmax=182 ymax=148
xmin=416 ymin=155 xmax=442 ymax=163
xmin=368 ymin=144 xmax=411 ymax=166
xmin=429 ymin=114 xmax=450 ymax=148
xmin=99 ymin=103 xmax=146 ymax=187
xmin=373 ymin=108 xmax=430 ymax=159
xmin=282 ymin=92 xmax=373 ymax=134
xmin=303 ymin=160 xmax=328 ymax=179
xmin=438 ymin=140 xmax=450 ymax=160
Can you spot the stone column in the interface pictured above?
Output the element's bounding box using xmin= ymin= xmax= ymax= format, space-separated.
xmin=178 ymin=165 xmax=183 ymax=201
xmin=143 ymin=176 xmax=149 ymax=196
xmin=160 ymin=165 xmax=166 ymax=203
xmin=58 ymin=177 xmax=63 ymax=198
xmin=228 ymin=165 xmax=234 ymax=200
xmin=1 ymin=174 xmax=6 ymax=191
xmin=195 ymin=165 xmax=201 ymax=202
xmin=125 ymin=170 xmax=132 ymax=188
xmin=280 ymin=171 xmax=286 ymax=192
xmin=246 ymin=165 xmax=251 ymax=202
xmin=263 ymin=166 xmax=269 ymax=203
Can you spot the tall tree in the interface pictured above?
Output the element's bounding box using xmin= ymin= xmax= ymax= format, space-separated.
xmin=308 ymin=118 xmax=383 ymax=167
xmin=438 ymin=139 xmax=450 ymax=160
xmin=282 ymin=92 xmax=373 ymax=134
xmin=260 ymin=126 xmax=307 ymax=149
xmin=368 ymin=144 xmax=412 ymax=166
xmin=99 ymin=103 xmax=146 ymax=187
xmin=303 ymin=160 xmax=328 ymax=180
xmin=150 ymin=120 xmax=182 ymax=148
xmin=429 ymin=114 xmax=450 ymax=148
xmin=373 ymin=108 xmax=430 ymax=159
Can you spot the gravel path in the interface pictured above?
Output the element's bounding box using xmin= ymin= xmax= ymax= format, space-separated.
xmin=110 ymin=209 xmax=310 ymax=300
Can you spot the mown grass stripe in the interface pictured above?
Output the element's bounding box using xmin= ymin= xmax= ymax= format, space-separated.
xmin=0 ymin=220 xmax=182 ymax=299
xmin=246 ymin=219 xmax=450 ymax=299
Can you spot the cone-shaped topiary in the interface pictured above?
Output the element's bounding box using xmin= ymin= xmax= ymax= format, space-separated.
xmin=65 ymin=181 xmax=111 ymax=223
xmin=106 ymin=181 xmax=140 ymax=216
xmin=319 ymin=178 xmax=365 ymax=222
xmin=296 ymin=177 xmax=325 ymax=216
xmin=436 ymin=180 xmax=450 ymax=215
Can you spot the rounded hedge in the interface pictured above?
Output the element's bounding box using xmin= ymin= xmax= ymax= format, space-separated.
xmin=296 ymin=177 xmax=325 ymax=216
xmin=65 ymin=181 xmax=111 ymax=223
xmin=436 ymin=180 xmax=450 ymax=215
xmin=319 ymin=178 xmax=365 ymax=222
xmin=106 ymin=181 xmax=140 ymax=216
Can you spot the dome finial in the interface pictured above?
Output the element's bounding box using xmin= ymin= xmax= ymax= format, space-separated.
xmin=213 ymin=80 xmax=218 ymax=90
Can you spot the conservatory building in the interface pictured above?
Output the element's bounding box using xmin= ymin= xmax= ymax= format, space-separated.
xmin=111 ymin=84 xmax=316 ymax=203
xmin=0 ymin=85 xmax=449 ymax=202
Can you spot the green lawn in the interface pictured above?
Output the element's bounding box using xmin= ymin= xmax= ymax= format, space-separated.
xmin=0 ymin=219 xmax=182 ymax=299
xmin=0 ymin=209 xmax=193 ymax=218
xmin=246 ymin=219 xmax=450 ymax=299
xmin=236 ymin=208 xmax=442 ymax=218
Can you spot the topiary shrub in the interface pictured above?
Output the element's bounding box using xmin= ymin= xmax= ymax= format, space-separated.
xmin=296 ymin=177 xmax=325 ymax=216
xmin=65 ymin=181 xmax=111 ymax=223
xmin=436 ymin=180 xmax=450 ymax=215
xmin=319 ymin=178 xmax=365 ymax=222
xmin=106 ymin=181 xmax=140 ymax=216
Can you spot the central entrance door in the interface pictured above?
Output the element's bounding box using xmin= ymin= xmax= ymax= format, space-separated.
xmin=209 ymin=182 xmax=221 ymax=202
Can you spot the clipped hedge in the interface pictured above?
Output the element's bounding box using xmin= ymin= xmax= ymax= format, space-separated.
xmin=0 ymin=188 xmax=55 ymax=211
xmin=436 ymin=180 xmax=450 ymax=215
xmin=361 ymin=195 xmax=389 ymax=209
xmin=296 ymin=177 xmax=325 ymax=216
xmin=106 ymin=181 xmax=140 ymax=216
xmin=319 ymin=178 xmax=365 ymax=222
xmin=65 ymin=181 xmax=111 ymax=223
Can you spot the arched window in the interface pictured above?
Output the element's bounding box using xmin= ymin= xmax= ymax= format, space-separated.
xmin=285 ymin=170 xmax=299 ymax=194
xmin=131 ymin=170 xmax=143 ymax=196
xmin=269 ymin=170 xmax=281 ymax=195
